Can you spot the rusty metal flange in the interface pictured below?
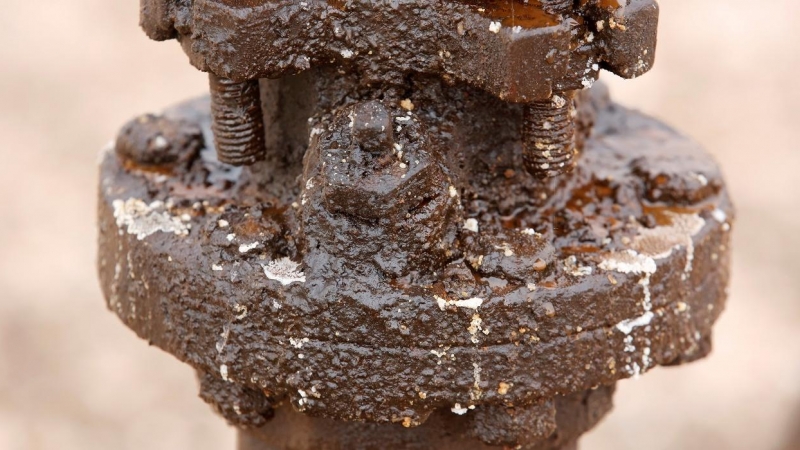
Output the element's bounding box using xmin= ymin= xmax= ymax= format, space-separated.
xmin=143 ymin=0 xmax=658 ymax=103
xmin=98 ymin=78 xmax=732 ymax=443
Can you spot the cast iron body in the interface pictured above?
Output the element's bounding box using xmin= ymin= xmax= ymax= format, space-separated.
xmin=98 ymin=1 xmax=732 ymax=449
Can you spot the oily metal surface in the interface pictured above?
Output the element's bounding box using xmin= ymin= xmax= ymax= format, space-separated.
xmin=97 ymin=79 xmax=732 ymax=428
xmin=142 ymin=0 xmax=658 ymax=102
xmin=237 ymin=386 xmax=614 ymax=450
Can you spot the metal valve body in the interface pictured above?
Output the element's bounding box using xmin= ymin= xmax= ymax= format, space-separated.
xmin=98 ymin=1 xmax=732 ymax=449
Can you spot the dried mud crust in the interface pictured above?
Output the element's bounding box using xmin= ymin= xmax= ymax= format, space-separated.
xmin=98 ymin=85 xmax=732 ymax=427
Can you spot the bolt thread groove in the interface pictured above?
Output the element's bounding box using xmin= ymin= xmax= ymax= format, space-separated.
xmin=522 ymin=93 xmax=577 ymax=178
xmin=209 ymin=74 xmax=265 ymax=166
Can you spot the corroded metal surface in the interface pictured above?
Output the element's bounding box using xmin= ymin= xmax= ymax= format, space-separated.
xmin=209 ymin=74 xmax=267 ymax=166
xmin=237 ymin=386 xmax=614 ymax=450
xmin=144 ymin=0 xmax=658 ymax=103
xmin=97 ymin=1 xmax=732 ymax=448
xmin=99 ymin=82 xmax=732 ymax=447
xmin=140 ymin=0 xmax=660 ymax=177
xmin=522 ymin=94 xmax=578 ymax=177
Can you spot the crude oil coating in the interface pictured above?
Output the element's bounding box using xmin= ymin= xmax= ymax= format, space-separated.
xmin=102 ymin=0 xmax=732 ymax=448
xmin=457 ymin=0 xmax=561 ymax=28
xmin=98 ymin=78 xmax=733 ymax=445
xmin=238 ymin=386 xmax=614 ymax=449
xmin=144 ymin=0 xmax=659 ymax=102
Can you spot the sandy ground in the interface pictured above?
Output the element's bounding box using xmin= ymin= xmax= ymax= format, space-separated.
xmin=0 ymin=1 xmax=798 ymax=449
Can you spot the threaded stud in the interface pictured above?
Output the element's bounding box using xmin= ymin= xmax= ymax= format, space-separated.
xmin=209 ymin=74 xmax=266 ymax=166
xmin=522 ymin=92 xmax=578 ymax=178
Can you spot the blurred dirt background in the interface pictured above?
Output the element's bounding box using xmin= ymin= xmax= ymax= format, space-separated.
xmin=1 ymin=1 xmax=798 ymax=449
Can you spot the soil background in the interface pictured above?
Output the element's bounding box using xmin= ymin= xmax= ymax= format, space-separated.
xmin=1 ymin=1 xmax=798 ymax=449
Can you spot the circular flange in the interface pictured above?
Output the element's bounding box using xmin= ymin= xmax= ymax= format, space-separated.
xmin=98 ymin=88 xmax=732 ymax=428
xmin=144 ymin=0 xmax=659 ymax=102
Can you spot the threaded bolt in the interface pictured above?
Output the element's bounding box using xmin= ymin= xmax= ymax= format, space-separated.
xmin=209 ymin=73 xmax=266 ymax=166
xmin=522 ymin=92 xmax=578 ymax=178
